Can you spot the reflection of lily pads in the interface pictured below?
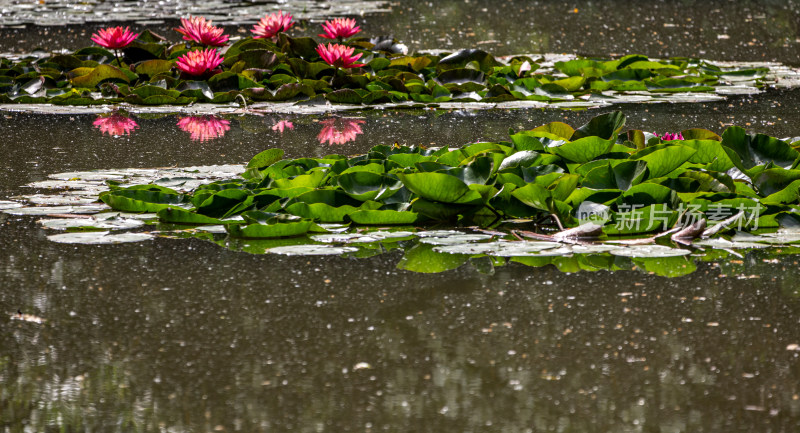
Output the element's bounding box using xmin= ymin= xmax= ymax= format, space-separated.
xmin=396 ymin=243 xmax=469 ymax=273
xmin=47 ymin=231 xmax=153 ymax=244
xmin=633 ymin=256 xmax=697 ymax=277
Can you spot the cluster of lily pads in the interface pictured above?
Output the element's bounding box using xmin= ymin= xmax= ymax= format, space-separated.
xmin=7 ymin=111 xmax=800 ymax=275
xmin=94 ymin=111 xmax=800 ymax=236
xmin=0 ymin=10 xmax=771 ymax=106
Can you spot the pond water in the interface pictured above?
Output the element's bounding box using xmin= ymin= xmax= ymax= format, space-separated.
xmin=3 ymin=0 xmax=800 ymax=431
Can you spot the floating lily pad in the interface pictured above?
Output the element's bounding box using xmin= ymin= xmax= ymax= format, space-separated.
xmin=25 ymin=180 xmax=104 ymax=190
xmin=693 ymin=238 xmax=770 ymax=249
xmin=730 ymin=231 xmax=795 ymax=245
xmin=100 ymin=212 xmax=159 ymax=220
xmin=756 ymin=232 xmax=800 ymax=243
xmin=317 ymin=223 xmax=351 ymax=233
xmin=194 ymin=225 xmax=228 ymax=234
xmin=266 ymin=245 xmax=360 ymax=256
xmin=47 ymin=231 xmax=153 ymax=244
xmin=362 ymin=230 xmax=416 ymax=239
xmin=418 ymin=234 xmax=494 ymax=245
xmin=508 ymin=246 xmax=575 ymax=257
xmin=0 ymin=200 xmax=23 ymax=210
xmin=48 ymin=171 xmax=129 ymax=181
xmin=610 ymin=245 xmax=692 ymax=258
xmin=17 ymin=194 xmax=98 ymax=206
xmin=416 ymin=230 xmax=466 ymax=237
xmin=433 ymin=240 xmax=562 ymax=256
xmin=570 ymin=244 xmax=625 ymax=254
xmin=3 ymin=204 xmax=109 ymax=215
xmin=39 ymin=216 xmax=145 ymax=230
xmin=310 ymin=233 xmax=381 ymax=243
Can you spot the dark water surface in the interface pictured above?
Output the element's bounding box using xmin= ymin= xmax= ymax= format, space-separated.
xmin=3 ymin=0 xmax=800 ymax=431
xmin=2 ymin=0 xmax=800 ymax=65
xmin=3 ymin=220 xmax=800 ymax=431
xmin=3 ymin=96 xmax=800 ymax=431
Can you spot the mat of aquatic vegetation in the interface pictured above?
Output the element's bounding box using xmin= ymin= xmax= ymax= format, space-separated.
xmin=0 ymin=31 xmax=787 ymax=107
xmin=4 ymin=111 xmax=800 ymax=276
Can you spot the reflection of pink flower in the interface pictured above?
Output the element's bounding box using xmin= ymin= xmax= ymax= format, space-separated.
xmin=175 ymin=16 xmax=229 ymax=47
xmin=660 ymin=132 xmax=684 ymax=141
xmin=175 ymin=48 xmax=224 ymax=78
xmin=93 ymin=113 xmax=139 ymax=136
xmin=177 ymin=116 xmax=231 ymax=142
xmin=317 ymin=118 xmax=365 ymax=145
xmin=91 ymin=26 xmax=138 ymax=50
xmin=316 ymin=43 xmax=365 ymax=69
xmin=251 ymin=10 xmax=294 ymax=39
xmin=318 ymin=18 xmax=361 ymax=40
xmin=272 ymin=120 xmax=294 ymax=133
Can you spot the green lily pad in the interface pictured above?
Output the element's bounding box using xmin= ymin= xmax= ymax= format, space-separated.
xmin=227 ymin=221 xmax=313 ymax=238
xmin=72 ymin=64 xmax=132 ymax=88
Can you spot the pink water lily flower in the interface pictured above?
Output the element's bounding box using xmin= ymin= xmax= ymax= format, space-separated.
xmin=175 ymin=16 xmax=229 ymax=47
xmin=317 ymin=118 xmax=365 ymax=145
xmin=93 ymin=113 xmax=139 ymax=137
xmin=517 ymin=60 xmax=532 ymax=76
xmin=660 ymin=132 xmax=685 ymax=141
xmin=175 ymin=48 xmax=224 ymax=78
xmin=318 ymin=18 xmax=361 ymax=40
xmin=91 ymin=26 xmax=138 ymax=50
xmin=272 ymin=120 xmax=294 ymax=134
xmin=316 ymin=43 xmax=365 ymax=69
xmin=177 ymin=116 xmax=231 ymax=142
xmin=251 ymin=10 xmax=294 ymax=39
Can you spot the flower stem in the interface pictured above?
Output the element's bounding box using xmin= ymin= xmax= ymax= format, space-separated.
xmin=113 ymin=49 xmax=122 ymax=68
